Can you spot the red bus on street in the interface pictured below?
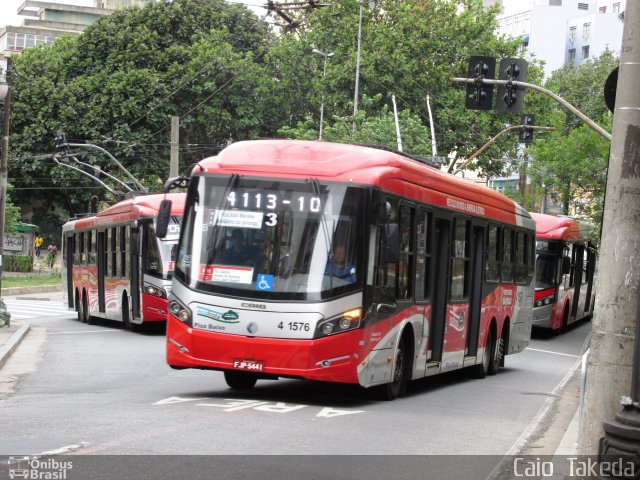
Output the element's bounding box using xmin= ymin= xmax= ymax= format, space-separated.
xmin=161 ymin=140 xmax=536 ymax=399
xmin=530 ymin=212 xmax=596 ymax=332
xmin=61 ymin=193 xmax=184 ymax=330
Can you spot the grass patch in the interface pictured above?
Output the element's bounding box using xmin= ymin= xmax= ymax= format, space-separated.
xmin=3 ymin=273 xmax=62 ymax=288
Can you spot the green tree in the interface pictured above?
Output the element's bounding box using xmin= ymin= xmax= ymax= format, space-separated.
xmin=268 ymin=0 xmax=531 ymax=176
xmin=9 ymin=0 xmax=279 ymax=227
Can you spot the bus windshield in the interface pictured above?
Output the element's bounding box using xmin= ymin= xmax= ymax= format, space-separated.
xmin=535 ymin=253 xmax=557 ymax=290
xmin=176 ymin=175 xmax=365 ymax=301
xmin=144 ymin=220 xmax=180 ymax=279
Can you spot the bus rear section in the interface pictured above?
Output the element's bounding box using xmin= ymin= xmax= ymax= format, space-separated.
xmin=531 ymin=213 xmax=596 ymax=332
xmin=165 ymin=140 xmax=536 ymax=399
xmin=61 ymin=193 xmax=184 ymax=329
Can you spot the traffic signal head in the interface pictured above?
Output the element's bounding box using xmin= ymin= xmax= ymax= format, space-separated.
xmin=519 ymin=114 xmax=535 ymax=144
xmin=55 ymin=131 xmax=68 ymax=150
xmin=465 ymin=56 xmax=496 ymax=111
xmin=496 ymin=58 xmax=528 ymax=113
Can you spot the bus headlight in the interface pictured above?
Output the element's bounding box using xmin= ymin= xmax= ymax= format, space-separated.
xmin=534 ymin=294 xmax=555 ymax=308
xmin=144 ymin=284 xmax=167 ymax=298
xmin=315 ymin=308 xmax=362 ymax=338
xmin=168 ymin=297 xmax=192 ymax=326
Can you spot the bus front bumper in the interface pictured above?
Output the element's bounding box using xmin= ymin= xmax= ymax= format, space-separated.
xmin=166 ymin=316 xmax=361 ymax=384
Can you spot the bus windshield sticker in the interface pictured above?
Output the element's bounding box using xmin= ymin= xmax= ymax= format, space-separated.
xmin=209 ymin=209 xmax=264 ymax=229
xmin=256 ymin=274 xmax=274 ymax=291
xmin=166 ymin=261 xmax=175 ymax=271
xmin=199 ymin=265 xmax=254 ymax=284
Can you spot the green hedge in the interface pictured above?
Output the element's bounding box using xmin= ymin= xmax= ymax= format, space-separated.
xmin=4 ymin=255 xmax=33 ymax=273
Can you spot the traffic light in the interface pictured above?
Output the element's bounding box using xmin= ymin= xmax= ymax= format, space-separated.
xmin=465 ymin=56 xmax=496 ymax=111
xmin=55 ymin=131 xmax=67 ymax=150
xmin=496 ymin=58 xmax=527 ymax=113
xmin=519 ymin=114 xmax=535 ymax=144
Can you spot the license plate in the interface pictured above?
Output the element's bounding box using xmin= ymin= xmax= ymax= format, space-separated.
xmin=232 ymin=359 xmax=264 ymax=371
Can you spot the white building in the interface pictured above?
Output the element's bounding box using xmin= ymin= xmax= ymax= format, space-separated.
xmin=495 ymin=0 xmax=625 ymax=76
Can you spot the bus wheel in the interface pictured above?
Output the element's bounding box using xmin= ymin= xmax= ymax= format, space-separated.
xmin=488 ymin=331 xmax=503 ymax=376
xmin=472 ymin=329 xmax=494 ymax=379
xmin=224 ymin=371 xmax=258 ymax=390
xmin=122 ymin=296 xmax=133 ymax=331
xmin=75 ymin=291 xmax=82 ymax=322
xmin=375 ymin=336 xmax=411 ymax=401
xmin=84 ymin=294 xmax=95 ymax=325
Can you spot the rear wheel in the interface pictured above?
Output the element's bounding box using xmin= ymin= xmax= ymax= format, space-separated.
xmin=224 ymin=371 xmax=258 ymax=390
xmin=488 ymin=330 xmax=503 ymax=376
xmin=75 ymin=291 xmax=83 ymax=322
xmin=84 ymin=294 xmax=95 ymax=325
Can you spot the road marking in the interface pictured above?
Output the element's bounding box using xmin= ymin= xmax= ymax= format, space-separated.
xmin=48 ymin=330 xmax=120 ymax=335
xmin=40 ymin=442 xmax=89 ymax=455
xmin=525 ymin=347 xmax=580 ymax=358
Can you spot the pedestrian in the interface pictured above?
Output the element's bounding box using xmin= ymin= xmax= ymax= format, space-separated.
xmin=47 ymin=243 xmax=57 ymax=268
xmin=34 ymin=234 xmax=43 ymax=257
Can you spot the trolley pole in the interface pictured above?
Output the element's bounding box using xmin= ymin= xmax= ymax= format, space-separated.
xmin=579 ymin=0 xmax=640 ymax=464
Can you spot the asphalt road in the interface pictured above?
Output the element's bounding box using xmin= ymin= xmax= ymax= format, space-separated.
xmin=0 ymin=298 xmax=591 ymax=479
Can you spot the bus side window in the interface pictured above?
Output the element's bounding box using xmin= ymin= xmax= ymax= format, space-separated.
xmin=486 ymin=225 xmax=500 ymax=282
xmin=515 ymin=230 xmax=526 ymax=284
xmin=501 ymin=228 xmax=514 ymax=283
xmin=527 ymin=233 xmax=536 ymax=283
xmin=451 ymin=218 xmax=470 ymax=301
xmin=397 ymin=205 xmax=414 ymax=300
xmin=110 ymin=228 xmax=117 ymax=277
xmin=415 ymin=209 xmax=431 ymax=302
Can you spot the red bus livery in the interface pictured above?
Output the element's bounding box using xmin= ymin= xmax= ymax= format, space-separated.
xmin=162 ymin=140 xmax=536 ymax=399
xmin=531 ymin=213 xmax=596 ymax=332
xmin=62 ymin=193 xmax=184 ymax=330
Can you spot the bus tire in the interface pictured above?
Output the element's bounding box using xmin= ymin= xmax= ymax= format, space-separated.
xmin=224 ymin=371 xmax=258 ymax=390
xmin=472 ymin=328 xmax=494 ymax=379
xmin=374 ymin=332 xmax=412 ymax=401
xmin=488 ymin=328 xmax=504 ymax=376
xmin=122 ymin=295 xmax=133 ymax=331
xmin=75 ymin=290 xmax=82 ymax=322
xmin=561 ymin=304 xmax=570 ymax=332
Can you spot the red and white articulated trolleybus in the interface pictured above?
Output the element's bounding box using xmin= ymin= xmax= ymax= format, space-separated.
xmin=61 ymin=193 xmax=185 ymax=330
xmin=530 ymin=212 xmax=596 ymax=332
xmin=161 ymin=140 xmax=536 ymax=399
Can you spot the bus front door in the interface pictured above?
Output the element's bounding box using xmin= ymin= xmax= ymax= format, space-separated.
xmin=97 ymin=232 xmax=106 ymax=313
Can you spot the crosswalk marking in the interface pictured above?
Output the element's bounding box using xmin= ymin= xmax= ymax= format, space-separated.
xmin=3 ymin=300 xmax=72 ymax=320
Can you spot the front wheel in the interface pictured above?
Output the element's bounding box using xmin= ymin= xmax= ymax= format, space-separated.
xmin=224 ymin=371 xmax=258 ymax=390
xmin=374 ymin=343 xmax=409 ymax=401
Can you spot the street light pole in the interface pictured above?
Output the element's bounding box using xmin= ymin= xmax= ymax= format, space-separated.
xmin=312 ymin=49 xmax=333 ymax=141
xmin=0 ymin=59 xmax=11 ymax=299
xmin=353 ymin=0 xmax=363 ymax=119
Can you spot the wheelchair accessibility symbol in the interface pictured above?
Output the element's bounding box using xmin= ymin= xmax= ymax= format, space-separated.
xmin=256 ymin=274 xmax=274 ymax=291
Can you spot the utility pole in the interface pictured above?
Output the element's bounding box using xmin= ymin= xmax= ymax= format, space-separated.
xmin=0 ymin=59 xmax=11 ymax=299
xmin=579 ymin=0 xmax=640 ymax=456
xmin=170 ymin=116 xmax=179 ymax=178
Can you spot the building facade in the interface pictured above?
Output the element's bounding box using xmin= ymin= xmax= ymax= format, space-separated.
xmin=495 ymin=0 xmax=625 ymax=76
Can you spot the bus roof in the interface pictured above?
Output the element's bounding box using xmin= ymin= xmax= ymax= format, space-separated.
xmin=197 ymin=140 xmax=533 ymax=227
xmin=64 ymin=193 xmax=185 ymax=231
xmin=530 ymin=212 xmax=593 ymax=242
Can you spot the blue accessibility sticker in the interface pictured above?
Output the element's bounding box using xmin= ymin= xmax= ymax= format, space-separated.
xmin=256 ymin=274 xmax=274 ymax=291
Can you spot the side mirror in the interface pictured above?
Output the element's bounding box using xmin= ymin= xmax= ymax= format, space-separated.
xmin=156 ymin=200 xmax=172 ymax=239
xmin=561 ymin=256 xmax=571 ymax=275
xmin=384 ymin=223 xmax=400 ymax=264
xmin=162 ymin=176 xmax=189 ymax=193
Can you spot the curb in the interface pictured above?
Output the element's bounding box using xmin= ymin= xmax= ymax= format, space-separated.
xmin=0 ymin=322 xmax=30 ymax=368
xmin=2 ymin=285 xmax=62 ymax=297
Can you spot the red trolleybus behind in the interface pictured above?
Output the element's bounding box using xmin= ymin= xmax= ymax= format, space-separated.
xmin=162 ymin=140 xmax=536 ymax=399
xmin=530 ymin=213 xmax=596 ymax=332
xmin=61 ymin=193 xmax=185 ymax=330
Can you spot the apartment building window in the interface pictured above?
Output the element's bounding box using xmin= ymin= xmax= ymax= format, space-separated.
xmin=613 ymin=3 xmax=620 ymax=14
xmin=583 ymin=22 xmax=591 ymax=39
xmin=599 ymin=6 xmax=606 ymax=13
xmin=549 ymin=0 xmax=562 ymax=5
xmin=578 ymin=3 xmax=589 ymax=10
xmin=582 ymin=45 xmax=590 ymax=59
xmin=524 ymin=12 xmax=532 ymax=31
xmin=514 ymin=15 xmax=521 ymax=34
xmin=569 ymin=26 xmax=576 ymax=41
xmin=568 ymin=48 xmax=576 ymax=63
